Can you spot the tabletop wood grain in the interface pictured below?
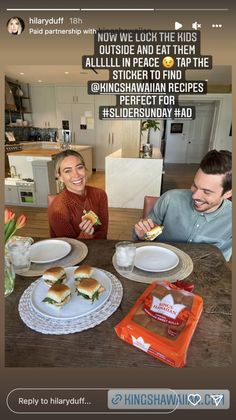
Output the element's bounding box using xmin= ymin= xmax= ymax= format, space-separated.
xmin=5 ymin=240 xmax=232 ymax=368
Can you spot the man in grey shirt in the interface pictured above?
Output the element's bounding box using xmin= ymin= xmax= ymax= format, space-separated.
xmin=134 ymin=150 xmax=232 ymax=261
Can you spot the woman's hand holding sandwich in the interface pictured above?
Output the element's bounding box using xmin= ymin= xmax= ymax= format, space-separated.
xmin=79 ymin=210 xmax=102 ymax=236
xmin=79 ymin=218 xmax=94 ymax=236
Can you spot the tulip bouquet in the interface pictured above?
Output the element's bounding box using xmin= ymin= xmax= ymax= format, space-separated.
xmin=5 ymin=208 xmax=27 ymax=244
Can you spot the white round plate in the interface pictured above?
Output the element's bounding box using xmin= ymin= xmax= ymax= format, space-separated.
xmin=30 ymin=267 xmax=112 ymax=319
xmin=30 ymin=239 xmax=71 ymax=263
xmin=134 ymin=246 xmax=179 ymax=272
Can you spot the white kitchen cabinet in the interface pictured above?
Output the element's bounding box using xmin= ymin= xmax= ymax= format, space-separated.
xmin=56 ymin=85 xmax=95 ymax=160
xmin=94 ymin=95 xmax=124 ymax=170
xmin=5 ymin=185 xmax=19 ymax=205
xmin=55 ymin=86 xmax=93 ymax=104
xmin=56 ymin=102 xmax=95 ymax=150
xmin=95 ymin=115 xmax=141 ymax=169
xmin=71 ymin=103 xmax=95 ymax=145
xmin=106 ymin=120 xmax=123 ymax=156
xmin=32 ymin=160 xmax=57 ymax=207
xmin=57 ymin=92 xmax=118 ymax=170
xmin=56 ymin=103 xmax=73 ymax=131
xmin=30 ymin=85 xmax=57 ymax=128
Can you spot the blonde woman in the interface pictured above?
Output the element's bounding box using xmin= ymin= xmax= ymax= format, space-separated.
xmin=48 ymin=150 xmax=108 ymax=239
xmin=7 ymin=17 xmax=24 ymax=35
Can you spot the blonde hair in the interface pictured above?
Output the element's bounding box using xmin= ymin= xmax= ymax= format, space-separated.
xmin=54 ymin=150 xmax=86 ymax=180
xmin=7 ymin=17 xmax=23 ymax=34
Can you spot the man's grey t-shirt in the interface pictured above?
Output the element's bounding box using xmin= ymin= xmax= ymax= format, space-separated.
xmin=133 ymin=189 xmax=232 ymax=261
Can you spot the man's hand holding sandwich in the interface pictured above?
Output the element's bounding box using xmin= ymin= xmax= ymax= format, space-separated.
xmin=134 ymin=219 xmax=164 ymax=241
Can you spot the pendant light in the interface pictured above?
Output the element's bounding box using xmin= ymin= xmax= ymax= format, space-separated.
xmin=15 ymin=80 xmax=24 ymax=97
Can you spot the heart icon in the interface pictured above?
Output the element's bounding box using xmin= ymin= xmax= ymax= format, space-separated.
xmin=188 ymin=393 xmax=201 ymax=406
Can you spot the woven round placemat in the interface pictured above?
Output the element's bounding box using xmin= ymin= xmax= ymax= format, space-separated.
xmin=22 ymin=238 xmax=88 ymax=277
xmin=18 ymin=269 xmax=123 ymax=334
xmin=112 ymin=242 xmax=193 ymax=283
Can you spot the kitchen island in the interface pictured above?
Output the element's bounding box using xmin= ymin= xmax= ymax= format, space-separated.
xmin=105 ymin=148 xmax=163 ymax=209
xmin=7 ymin=143 xmax=93 ymax=179
xmin=6 ymin=143 xmax=93 ymax=207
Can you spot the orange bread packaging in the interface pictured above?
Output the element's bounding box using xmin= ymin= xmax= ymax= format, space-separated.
xmin=115 ymin=281 xmax=203 ymax=368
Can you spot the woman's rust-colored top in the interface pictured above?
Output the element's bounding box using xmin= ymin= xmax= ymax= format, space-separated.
xmin=48 ymin=186 xmax=108 ymax=239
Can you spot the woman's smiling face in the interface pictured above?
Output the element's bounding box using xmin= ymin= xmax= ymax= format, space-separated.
xmin=9 ymin=19 xmax=20 ymax=33
xmin=58 ymin=155 xmax=86 ymax=195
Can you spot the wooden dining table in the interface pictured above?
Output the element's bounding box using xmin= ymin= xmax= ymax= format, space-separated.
xmin=5 ymin=239 xmax=231 ymax=368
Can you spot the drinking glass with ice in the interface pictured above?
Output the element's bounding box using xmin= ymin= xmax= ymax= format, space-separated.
xmin=115 ymin=241 xmax=136 ymax=273
xmin=8 ymin=240 xmax=31 ymax=274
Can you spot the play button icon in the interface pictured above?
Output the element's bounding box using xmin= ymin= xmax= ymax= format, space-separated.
xmin=175 ymin=21 xmax=183 ymax=30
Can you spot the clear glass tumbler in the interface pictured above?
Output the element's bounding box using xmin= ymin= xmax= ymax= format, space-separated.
xmin=8 ymin=240 xmax=31 ymax=274
xmin=115 ymin=241 xmax=136 ymax=273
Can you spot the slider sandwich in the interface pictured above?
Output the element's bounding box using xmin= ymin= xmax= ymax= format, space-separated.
xmin=75 ymin=278 xmax=105 ymax=303
xmin=82 ymin=210 xmax=101 ymax=226
xmin=145 ymin=224 xmax=164 ymax=241
xmin=74 ymin=265 xmax=93 ymax=280
xmin=42 ymin=284 xmax=71 ymax=308
xmin=42 ymin=266 xmax=67 ymax=287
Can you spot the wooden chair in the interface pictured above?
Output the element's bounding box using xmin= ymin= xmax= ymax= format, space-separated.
xmin=47 ymin=194 xmax=57 ymax=207
xmin=142 ymin=195 xmax=159 ymax=219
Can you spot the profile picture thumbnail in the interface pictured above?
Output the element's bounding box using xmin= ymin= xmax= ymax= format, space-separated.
xmin=7 ymin=16 xmax=25 ymax=35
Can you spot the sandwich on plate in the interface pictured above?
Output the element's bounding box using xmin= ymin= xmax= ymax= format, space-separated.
xmin=145 ymin=225 xmax=164 ymax=241
xmin=42 ymin=284 xmax=71 ymax=308
xmin=42 ymin=266 xmax=67 ymax=286
xmin=75 ymin=278 xmax=105 ymax=303
xmin=74 ymin=265 xmax=93 ymax=280
xmin=81 ymin=210 xmax=101 ymax=226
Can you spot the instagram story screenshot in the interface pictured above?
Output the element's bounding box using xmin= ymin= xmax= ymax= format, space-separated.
xmin=0 ymin=0 xmax=235 ymax=419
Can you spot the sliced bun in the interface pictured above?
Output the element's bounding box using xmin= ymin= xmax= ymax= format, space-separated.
xmin=81 ymin=210 xmax=101 ymax=226
xmin=75 ymin=278 xmax=100 ymax=296
xmin=74 ymin=265 xmax=93 ymax=280
xmin=42 ymin=266 xmax=66 ymax=286
xmin=43 ymin=284 xmax=71 ymax=307
xmin=145 ymin=225 xmax=164 ymax=241
xmin=75 ymin=278 xmax=104 ymax=300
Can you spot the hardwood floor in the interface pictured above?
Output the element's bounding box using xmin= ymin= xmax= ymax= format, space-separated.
xmin=3 ymin=164 xmax=202 ymax=240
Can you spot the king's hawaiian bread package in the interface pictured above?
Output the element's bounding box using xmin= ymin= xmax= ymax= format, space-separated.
xmin=115 ymin=281 xmax=203 ymax=367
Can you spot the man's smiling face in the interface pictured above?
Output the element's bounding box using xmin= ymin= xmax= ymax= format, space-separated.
xmin=191 ymin=168 xmax=231 ymax=213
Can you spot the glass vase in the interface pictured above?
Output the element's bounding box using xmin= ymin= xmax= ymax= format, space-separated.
xmin=4 ymin=253 xmax=15 ymax=297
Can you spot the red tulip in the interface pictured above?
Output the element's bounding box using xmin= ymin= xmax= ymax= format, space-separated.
xmin=4 ymin=208 xmax=27 ymax=244
xmin=4 ymin=208 xmax=15 ymax=224
xmin=16 ymin=214 xmax=27 ymax=229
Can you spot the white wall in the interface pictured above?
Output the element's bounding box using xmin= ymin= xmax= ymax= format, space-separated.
xmin=210 ymin=94 xmax=232 ymax=151
xmin=164 ymin=94 xmax=232 ymax=164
